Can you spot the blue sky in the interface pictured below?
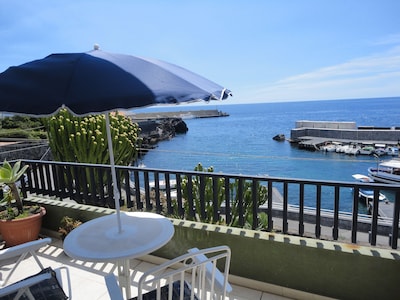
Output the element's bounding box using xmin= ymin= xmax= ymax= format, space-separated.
xmin=1 ymin=0 xmax=399 ymax=104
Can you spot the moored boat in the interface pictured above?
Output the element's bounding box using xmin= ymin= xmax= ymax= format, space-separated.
xmin=352 ymin=174 xmax=388 ymax=209
xmin=385 ymin=146 xmax=399 ymax=156
xmin=359 ymin=145 xmax=375 ymax=155
xmin=367 ymin=158 xmax=400 ymax=184
xmin=345 ymin=144 xmax=360 ymax=155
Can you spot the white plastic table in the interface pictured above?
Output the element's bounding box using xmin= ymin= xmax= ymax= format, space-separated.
xmin=63 ymin=211 xmax=174 ymax=299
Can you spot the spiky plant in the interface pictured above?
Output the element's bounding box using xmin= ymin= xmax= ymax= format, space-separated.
xmin=0 ymin=160 xmax=29 ymax=218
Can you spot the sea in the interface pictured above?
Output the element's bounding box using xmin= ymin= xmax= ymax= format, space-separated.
xmin=133 ymin=97 xmax=400 ymax=212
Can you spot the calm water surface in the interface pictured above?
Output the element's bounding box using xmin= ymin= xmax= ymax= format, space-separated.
xmin=134 ymin=97 xmax=400 ymax=212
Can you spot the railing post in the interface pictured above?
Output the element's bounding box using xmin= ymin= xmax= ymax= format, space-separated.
xmin=123 ymin=170 xmax=133 ymax=209
xmin=390 ymin=190 xmax=400 ymax=249
xmin=333 ymin=186 xmax=339 ymax=240
xmin=165 ymin=173 xmax=173 ymax=214
xmin=224 ymin=177 xmax=231 ymax=225
xmin=370 ymin=190 xmax=380 ymax=246
xmin=252 ymin=179 xmax=258 ymax=230
xmin=212 ymin=177 xmax=220 ymax=223
xmin=175 ymin=174 xmax=184 ymax=217
xmin=187 ymin=175 xmax=195 ymax=219
xmin=133 ymin=170 xmax=142 ymax=210
xmin=238 ymin=178 xmax=244 ymax=227
xmin=143 ymin=171 xmax=152 ymax=210
xmin=199 ymin=176 xmax=206 ymax=220
xmin=299 ymin=184 xmax=304 ymax=236
xmin=267 ymin=180 xmax=273 ymax=231
xmin=283 ymin=182 xmax=288 ymax=233
xmin=44 ymin=163 xmax=52 ymax=195
xmin=351 ymin=187 xmax=359 ymax=244
xmin=315 ymin=185 xmax=321 ymax=238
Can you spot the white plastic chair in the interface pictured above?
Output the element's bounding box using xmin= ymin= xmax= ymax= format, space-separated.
xmin=0 ymin=237 xmax=52 ymax=287
xmin=105 ymin=245 xmax=231 ymax=300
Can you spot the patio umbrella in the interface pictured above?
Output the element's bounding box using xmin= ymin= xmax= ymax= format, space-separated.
xmin=0 ymin=45 xmax=232 ymax=232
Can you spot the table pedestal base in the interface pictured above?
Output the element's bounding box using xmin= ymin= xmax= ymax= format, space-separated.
xmin=117 ymin=259 xmax=131 ymax=299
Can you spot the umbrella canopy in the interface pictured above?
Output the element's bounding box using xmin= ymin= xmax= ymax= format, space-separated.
xmin=0 ymin=48 xmax=231 ymax=116
xmin=0 ymin=47 xmax=232 ymax=232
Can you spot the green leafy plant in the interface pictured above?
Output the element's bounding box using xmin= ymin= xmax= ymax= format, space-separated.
xmin=180 ymin=163 xmax=268 ymax=229
xmin=58 ymin=216 xmax=82 ymax=240
xmin=0 ymin=160 xmax=40 ymax=220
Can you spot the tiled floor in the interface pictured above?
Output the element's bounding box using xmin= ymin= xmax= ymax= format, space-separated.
xmin=0 ymin=238 xmax=291 ymax=300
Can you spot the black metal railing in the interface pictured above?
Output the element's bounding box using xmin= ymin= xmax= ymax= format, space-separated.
xmin=18 ymin=159 xmax=400 ymax=249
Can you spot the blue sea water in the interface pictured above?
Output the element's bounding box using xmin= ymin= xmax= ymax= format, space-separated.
xmin=134 ymin=97 xmax=400 ymax=212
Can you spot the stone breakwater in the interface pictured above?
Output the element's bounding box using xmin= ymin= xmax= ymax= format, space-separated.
xmin=128 ymin=109 xmax=228 ymax=120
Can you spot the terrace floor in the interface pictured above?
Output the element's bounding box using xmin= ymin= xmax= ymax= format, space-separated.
xmin=0 ymin=236 xmax=303 ymax=300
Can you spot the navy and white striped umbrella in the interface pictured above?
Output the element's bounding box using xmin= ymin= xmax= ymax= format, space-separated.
xmin=0 ymin=46 xmax=232 ymax=232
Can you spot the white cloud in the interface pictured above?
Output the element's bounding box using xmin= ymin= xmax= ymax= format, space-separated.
xmin=240 ymin=44 xmax=400 ymax=103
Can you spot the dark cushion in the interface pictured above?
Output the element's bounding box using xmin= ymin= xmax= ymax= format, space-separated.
xmin=131 ymin=280 xmax=198 ymax=300
xmin=0 ymin=267 xmax=68 ymax=300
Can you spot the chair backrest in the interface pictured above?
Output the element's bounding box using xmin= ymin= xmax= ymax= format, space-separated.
xmin=104 ymin=245 xmax=231 ymax=300
xmin=0 ymin=238 xmax=51 ymax=287
xmin=137 ymin=245 xmax=231 ymax=300
xmin=187 ymin=247 xmax=233 ymax=294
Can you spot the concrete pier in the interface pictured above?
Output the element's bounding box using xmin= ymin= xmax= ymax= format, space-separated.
xmin=290 ymin=120 xmax=400 ymax=150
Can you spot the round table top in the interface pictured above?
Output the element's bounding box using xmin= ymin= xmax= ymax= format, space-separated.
xmin=63 ymin=211 xmax=174 ymax=262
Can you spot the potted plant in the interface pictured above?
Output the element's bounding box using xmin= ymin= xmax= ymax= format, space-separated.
xmin=58 ymin=216 xmax=82 ymax=240
xmin=0 ymin=160 xmax=46 ymax=246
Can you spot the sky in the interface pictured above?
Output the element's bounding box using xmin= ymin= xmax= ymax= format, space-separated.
xmin=1 ymin=0 xmax=400 ymax=105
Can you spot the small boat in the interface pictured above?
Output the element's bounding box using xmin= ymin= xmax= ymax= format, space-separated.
xmin=320 ymin=143 xmax=337 ymax=152
xmin=336 ymin=144 xmax=350 ymax=153
xmin=359 ymin=145 xmax=375 ymax=155
xmin=345 ymin=144 xmax=360 ymax=155
xmin=374 ymin=143 xmax=386 ymax=156
xmin=352 ymin=174 xmax=388 ymax=209
xmin=367 ymin=158 xmax=400 ymax=184
xmin=385 ymin=146 xmax=399 ymax=156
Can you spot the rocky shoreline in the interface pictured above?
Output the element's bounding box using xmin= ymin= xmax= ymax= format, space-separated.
xmin=138 ymin=118 xmax=188 ymax=153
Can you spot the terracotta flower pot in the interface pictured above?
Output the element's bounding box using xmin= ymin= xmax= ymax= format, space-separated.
xmin=0 ymin=207 xmax=46 ymax=246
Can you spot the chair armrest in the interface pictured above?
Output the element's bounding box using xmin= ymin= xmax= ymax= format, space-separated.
xmin=0 ymin=238 xmax=52 ymax=260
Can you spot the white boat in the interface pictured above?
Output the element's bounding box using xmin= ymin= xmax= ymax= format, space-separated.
xmin=320 ymin=143 xmax=337 ymax=152
xmin=345 ymin=144 xmax=360 ymax=155
xmin=352 ymin=174 xmax=388 ymax=208
xmin=385 ymin=146 xmax=399 ymax=156
xmin=336 ymin=144 xmax=350 ymax=153
xmin=367 ymin=158 xmax=400 ymax=184
xmin=374 ymin=143 xmax=386 ymax=156
xmin=359 ymin=145 xmax=375 ymax=155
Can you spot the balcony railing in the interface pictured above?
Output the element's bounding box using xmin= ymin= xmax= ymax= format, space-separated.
xmin=18 ymin=159 xmax=400 ymax=249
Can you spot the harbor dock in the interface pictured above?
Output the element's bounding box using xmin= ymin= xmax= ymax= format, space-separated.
xmin=290 ymin=120 xmax=400 ymax=150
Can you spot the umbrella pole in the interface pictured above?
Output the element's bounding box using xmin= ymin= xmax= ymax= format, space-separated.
xmin=105 ymin=113 xmax=123 ymax=233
